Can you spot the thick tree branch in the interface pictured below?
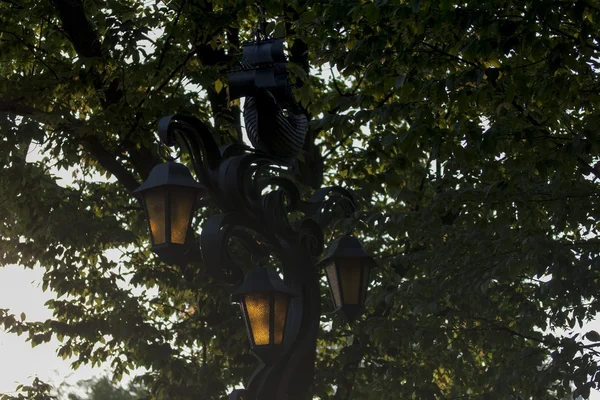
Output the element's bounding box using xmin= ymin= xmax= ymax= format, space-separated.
xmin=0 ymin=100 xmax=45 ymax=117
xmin=83 ymin=137 xmax=140 ymax=192
xmin=50 ymin=0 xmax=123 ymax=108
xmin=50 ymin=0 xmax=103 ymax=58
xmin=0 ymin=99 xmax=140 ymax=192
xmin=50 ymin=0 xmax=161 ymax=184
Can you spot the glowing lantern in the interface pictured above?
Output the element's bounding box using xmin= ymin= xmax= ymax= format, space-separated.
xmin=133 ymin=161 xmax=203 ymax=263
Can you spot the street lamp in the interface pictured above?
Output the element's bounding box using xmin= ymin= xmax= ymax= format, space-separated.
xmin=319 ymin=236 xmax=376 ymax=323
xmin=232 ymin=266 xmax=296 ymax=365
xmin=132 ymin=33 xmax=376 ymax=400
xmin=133 ymin=160 xmax=204 ymax=264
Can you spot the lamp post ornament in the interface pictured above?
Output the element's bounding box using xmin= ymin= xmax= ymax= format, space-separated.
xmin=133 ymin=30 xmax=376 ymax=400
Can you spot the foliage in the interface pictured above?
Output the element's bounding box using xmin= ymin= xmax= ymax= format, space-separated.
xmin=0 ymin=0 xmax=600 ymax=399
xmin=0 ymin=378 xmax=55 ymax=400
xmin=59 ymin=376 xmax=149 ymax=400
xmin=0 ymin=376 xmax=149 ymax=400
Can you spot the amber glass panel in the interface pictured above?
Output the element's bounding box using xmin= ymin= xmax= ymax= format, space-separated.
xmin=273 ymin=293 xmax=289 ymax=345
xmin=244 ymin=292 xmax=271 ymax=346
xmin=325 ymin=262 xmax=342 ymax=309
xmin=144 ymin=189 xmax=166 ymax=245
xmin=170 ymin=187 xmax=196 ymax=244
xmin=339 ymin=259 xmax=363 ymax=305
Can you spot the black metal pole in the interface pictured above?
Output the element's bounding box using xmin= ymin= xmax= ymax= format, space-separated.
xmin=242 ymin=247 xmax=321 ymax=400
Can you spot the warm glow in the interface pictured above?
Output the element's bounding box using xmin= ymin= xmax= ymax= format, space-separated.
xmin=244 ymin=292 xmax=270 ymax=345
xmin=170 ymin=187 xmax=195 ymax=244
xmin=145 ymin=189 xmax=166 ymax=245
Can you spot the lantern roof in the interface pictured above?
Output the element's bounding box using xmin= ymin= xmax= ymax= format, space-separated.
xmin=318 ymin=235 xmax=375 ymax=265
xmin=133 ymin=161 xmax=205 ymax=195
xmin=232 ymin=266 xmax=297 ymax=300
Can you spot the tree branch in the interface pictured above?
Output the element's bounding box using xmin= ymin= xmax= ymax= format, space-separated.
xmin=0 ymin=100 xmax=45 ymax=117
xmin=49 ymin=0 xmax=163 ymax=185
xmin=0 ymin=30 xmax=59 ymax=78
xmin=487 ymin=76 xmax=600 ymax=182
xmin=50 ymin=0 xmax=103 ymax=58
xmin=0 ymin=99 xmax=140 ymax=192
xmin=51 ymin=0 xmax=123 ymax=108
xmin=155 ymin=1 xmax=186 ymax=72
xmin=422 ymin=42 xmax=481 ymax=69
xmin=77 ymin=136 xmax=141 ymax=192
xmin=0 ymin=0 xmax=23 ymax=9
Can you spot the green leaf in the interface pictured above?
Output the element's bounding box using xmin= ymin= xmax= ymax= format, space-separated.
xmin=214 ymin=79 xmax=224 ymax=94
xmin=585 ymin=330 xmax=600 ymax=342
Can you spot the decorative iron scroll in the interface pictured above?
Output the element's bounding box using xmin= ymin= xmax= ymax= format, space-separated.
xmin=228 ymin=37 xmax=308 ymax=160
xmin=158 ymin=114 xmax=354 ymax=274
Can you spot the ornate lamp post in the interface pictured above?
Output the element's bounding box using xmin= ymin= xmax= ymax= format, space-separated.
xmin=133 ymin=34 xmax=376 ymax=400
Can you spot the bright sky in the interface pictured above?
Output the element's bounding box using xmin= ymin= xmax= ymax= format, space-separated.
xmin=0 ymin=265 xmax=106 ymax=396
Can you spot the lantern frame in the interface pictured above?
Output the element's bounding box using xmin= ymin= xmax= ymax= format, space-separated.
xmin=318 ymin=235 xmax=376 ymax=323
xmin=133 ymin=160 xmax=204 ymax=263
xmin=232 ymin=266 xmax=297 ymax=365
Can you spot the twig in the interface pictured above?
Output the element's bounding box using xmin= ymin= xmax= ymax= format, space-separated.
xmin=330 ymin=65 xmax=347 ymax=97
xmin=0 ymin=30 xmax=58 ymax=78
xmin=422 ymin=42 xmax=481 ymax=69
xmin=350 ymin=74 xmax=364 ymax=96
xmin=155 ymin=1 xmax=186 ymax=72
xmin=122 ymin=47 xmax=196 ymax=144
xmin=544 ymin=21 xmax=600 ymax=52
xmin=0 ymin=0 xmax=23 ymax=8
xmin=171 ymin=69 xmax=186 ymax=98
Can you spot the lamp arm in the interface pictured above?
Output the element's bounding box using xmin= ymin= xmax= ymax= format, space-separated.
xmin=157 ymin=114 xmax=223 ymax=186
xmin=199 ymin=212 xmax=272 ymax=283
xmin=300 ymin=186 xmax=357 ymax=227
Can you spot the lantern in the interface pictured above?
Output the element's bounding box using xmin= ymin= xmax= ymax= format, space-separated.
xmin=232 ymin=266 xmax=296 ymax=364
xmin=133 ymin=161 xmax=204 ymax=263
xmin=319 ymin=236 xmax=376 ymax=323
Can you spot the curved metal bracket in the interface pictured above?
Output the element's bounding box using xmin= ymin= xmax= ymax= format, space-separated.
xmin=158 ymin=114 xmax=222 ymax=187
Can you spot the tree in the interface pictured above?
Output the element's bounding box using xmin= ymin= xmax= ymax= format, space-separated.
xmin=58 ymin=376 xmax=149 ymax=400
xmin=0 ymin=0 xmax=599 ymax=399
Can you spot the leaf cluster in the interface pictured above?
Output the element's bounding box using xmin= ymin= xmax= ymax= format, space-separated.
xmin=1 ymin=0 xmax=600 ymax=399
